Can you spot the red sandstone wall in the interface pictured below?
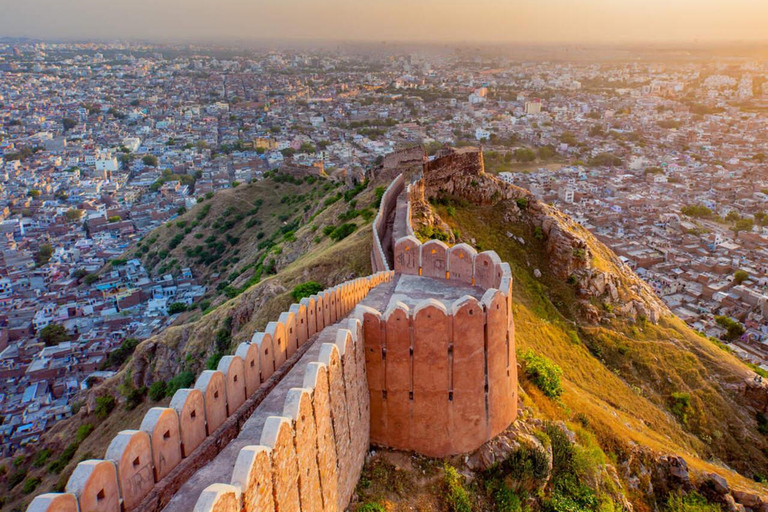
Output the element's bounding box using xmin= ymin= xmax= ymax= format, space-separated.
xmin=364 ymin=237 xmax=517 ymax=458
xmin=33 ymin=272 xmax=394 ymax=512
xmin=372 ymin=174 xmax=405 ymax=272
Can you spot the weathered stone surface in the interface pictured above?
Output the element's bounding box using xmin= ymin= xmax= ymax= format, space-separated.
xmin=304 ymin=363 xmax=339 ymax=512
xmin=140 ymin=407 xmax=183 ymax=482
xmin=192 ymin=484 xmax=240 ymax=512
xmin=252 ymin=332 xmax=275 ymax=382
xmin=234 ymin=342 xmax=261 ymax=398
xmin=283 ymin=389 xmax=323 ymax=512
xmin=451 ymin=296 xmax=487 ymax=453
xmin=66 ymin=460 xmax=120 ymax=512
xmin=448 ymin=244 xmax=476 ymax=285
xmin=27 ymin=494 xmax=79 ymax=512
xmin=230 ymin=446 xmax=274 ymax=512
xmin=105 ymin=430 xmax=154 ymax=510
xmin=279 ymin=311 xmax=299 ymax=358
xmin=421 ymin=240 xmax=449 ymax=280
xmin=217 ymin=356 xmax=246 ymax=415
xmin=412 ymin=299 xmax=451 ymax=457
xmin=260 ymin=417 xmax=300 ymax=512
xmin=169 ymin=388 xmax=206 ymax=457
xmin=394 ymin=236 xmax=421 ymax=275
xmin=195 ymin=371 xmax=228 ymax=435
xmin=265 ymin=321 xmax=287 ymax=369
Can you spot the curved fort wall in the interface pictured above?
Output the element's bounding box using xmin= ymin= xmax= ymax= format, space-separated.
xmin=29 ymin=164 xmax=520 ymax=512
xmin=362 ymin=235 xmax=517 ymax=457
xmin=371 ymin=174 xmax=405 ymax=273
xmin=29 ymin=272 xmax=394 ymax=512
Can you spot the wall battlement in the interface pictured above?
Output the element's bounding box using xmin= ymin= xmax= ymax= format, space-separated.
xmin=29 ymin=272 xmax=394 ymax=512
xmin=31 ymin=159 xmax=520 ymax=512
xmin=360 ymin=233 xmax=517 ymax=457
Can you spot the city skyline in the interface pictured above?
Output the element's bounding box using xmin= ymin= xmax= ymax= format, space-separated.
xmin=1 ymin=0 xmax=768 ymax=44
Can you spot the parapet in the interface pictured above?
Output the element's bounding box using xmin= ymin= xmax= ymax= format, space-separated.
xmin=359 ymin=242 xmax=517 ymax=457
xmin=36 ymin=271 xmax=395 ymax=512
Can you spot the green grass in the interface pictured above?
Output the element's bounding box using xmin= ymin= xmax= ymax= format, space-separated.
xmin=435 ymin=201 xmax=768 ymax=486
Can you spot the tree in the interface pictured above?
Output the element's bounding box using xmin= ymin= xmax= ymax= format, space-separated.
xmin=28 ymin=189 xmax=41 ymax=199
xmin=725 ymin=211 xmax=740 ymax=224
xmin=514 ymin=148 xmax=536 ymax=163
xmin=35 ymin=244 xmax=54 ymax=266
xmin=167 ymin=302 xmax=187 ymax=315
xmin=142 ymin=155 xmax=158 ymax=167
xmin=62 ymin=118 xmax=77 ymax=132
xmin=94 ymin=395 xmax=116 ymax=419
xmin=39 ymin=323 xmax=70 ymax=346
xmin=715 ymin=316 xmax=745 ymax=341
xmin=291 ymin=281 xmax=324 ymax=302
xmin=734 ymin=270 xmax=749 ymax=285
xmin=733 ymin=218 xmax=754 ymax=236
xmin=65 ymin=209 xmax=84 ymax=222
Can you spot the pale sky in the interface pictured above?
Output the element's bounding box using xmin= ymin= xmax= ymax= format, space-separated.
xmin=0 ymin=0 xmax=766 ymax=44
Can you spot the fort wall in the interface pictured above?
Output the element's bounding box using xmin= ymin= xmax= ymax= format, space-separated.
xmin=361 ymin=235 xmax=517 ymax=457
xmin=371 ymin=174 xmax=405 ymax=272
xmin=29 ymin=272 xmax=394 ymax=512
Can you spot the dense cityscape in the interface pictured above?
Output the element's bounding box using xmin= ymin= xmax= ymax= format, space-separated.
xmin=1 ymin=39 xmax=768 ymax=456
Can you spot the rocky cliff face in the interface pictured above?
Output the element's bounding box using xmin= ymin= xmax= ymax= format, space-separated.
xmin=411 ymin=147 xmax=665 ymax=325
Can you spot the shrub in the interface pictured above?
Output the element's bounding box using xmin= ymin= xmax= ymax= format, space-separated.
xmin=515 ymin=197 xmax=529 ymax=209
xmin=48 ymin=443 xmax=78 ymax=474
xmin=32 ymin=448 xmax=52 ymax=468
xmin=444 ymin=464 xmax=472 ymax=512
xmin=94 ymin=394 xmax=116 ymax=419
xmin=734 ymin=270 xmax=749 ymax=285
xmin=714 ymin=315 xmax=745 ymax=341
xmin=167 ymin=370 xmax=196 ymax=396
xmin=520 ymin=350 xmax=563 ymax=398
xmin=670 ymin=392 xmax=692 ymax=425
xmin=22 ymin=477 xmax=42 ymax=494
xmin=666 ymin=491 xmax=721 ymax=512
xmin=291 ymin=281 xmax=324 ymax=301
xmin=330 ymin=223 xmax=356 ymax=241
xmin=149 ymin=381 xmax=168 ymax=402
xmin=493 ymin=484 xmax=522 ymax=512
xmin=168 ymin=302 xmax=187 ymax=315
xmin=76 ymin=424 xmax=94 ymax=443
xmin=358 ymin=503 xmax=387 ymax=512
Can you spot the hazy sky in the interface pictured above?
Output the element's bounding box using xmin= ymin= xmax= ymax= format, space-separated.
xmin=0 ymin=0 xmax=767 ymax=44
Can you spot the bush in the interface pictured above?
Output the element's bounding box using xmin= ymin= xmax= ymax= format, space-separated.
xmin=330 ymin=223 xmax=356 ymax=241
xmin=358 ymin=503 xmax=387 ymax=512
xmin=22 ymin=476 xmax=42 ymax=494
xmin=291 ymin=281 xmax=324 ymax=301
xmin=715 ymin=315 xmax=745 ymax=341
xmin=149 ymin=381 xmax=168 ymax=402
xmin=76 ymin=424 xmax=94 ymax=443
xmin=167 ymin=370 xmax=196 ymax=396
xmin=168 ymin=302 xmax=187 ymax=315
xmin=103 ymin=338 xmax=140 ymax=369
xmin=94 ymin=394 xmax=116 ymax=419
xmin=670 ymin=392 xmax=692 ymax=425
xmin=48 ymin=443 xmax=78 ymax=474
xmin=520 ymin=350 xmax=563 ymax=398
xmin=666 ymin=491 xmax=721 ymax=512
xmin=493 ymin=484 xmax=522 ymax=512
xmin=444 ymin=464 xmax=472 ymax=512
xmin=32 ymin=448 xmax=52 ymax=468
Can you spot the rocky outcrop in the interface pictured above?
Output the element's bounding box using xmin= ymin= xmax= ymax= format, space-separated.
xmin=413 ymin=146 xmax=667 ymax=324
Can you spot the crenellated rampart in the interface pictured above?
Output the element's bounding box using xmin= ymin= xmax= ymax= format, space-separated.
xmin=29 ymin=155 xmax=520 ymax=512
xmin=29 ymin=272 xmax=394 ymax=512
